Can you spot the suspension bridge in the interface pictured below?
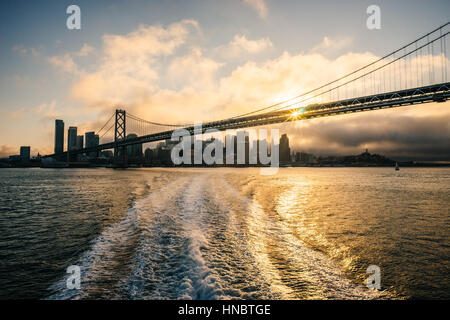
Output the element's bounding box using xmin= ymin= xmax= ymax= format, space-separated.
xmin=44 ymin=22 xmax=450 ymax=167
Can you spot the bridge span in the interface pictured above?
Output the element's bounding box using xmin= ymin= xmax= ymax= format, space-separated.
xmin=43 ymin=22 xmax=450 ymax=166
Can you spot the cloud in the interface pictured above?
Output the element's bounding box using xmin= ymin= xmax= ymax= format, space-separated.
xmin=64 ymin=22 xmax=388 ymax=124
xmin=0 ymin=107 xmax=27 ymax=120
xmin=47 ymin=43 xmax=95 ymax=74
xmin=282 ymin=103 xmax=450 ymax=161
xmin=48 ymin=54 xmax=79 ymax=74
xmin=30 ymin=47 xmax=41 ymax=57
xmin=71 ymin=19 xmax=199 ymax=105
xmin=12 ymin=45 xmax=42 ymax=57
xmin=216 ymin=51 xmax=377 ymax=117
xmin=76 ymin=43 xmax=95 ymax=57
xmin=34 ymin=100 xmax=61 ymax=121
xmin=219 ymin=35 xmax=273 ymax=58
xmin=12 ymin=45 xmax=27 ymax=55
xmin=102 ymin=19 xmax=198 ymax=59
xmin=243 ymin=0 xmax=267 ymax=18
xmin=50 ymin=19 xmax=449 ymax=161
xmin=0 ymin=145 xmax=17 ymax=158
xmin=310 ymin=36 xmax=353 ymax=53
xmin=168 ymin=48 xmax=223 ymax=89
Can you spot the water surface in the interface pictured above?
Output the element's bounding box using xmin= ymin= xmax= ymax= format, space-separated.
xmin=0 ymin=167 xmax=448 ymax=299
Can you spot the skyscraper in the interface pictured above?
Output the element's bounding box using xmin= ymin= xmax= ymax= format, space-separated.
xmin=126 ymin=133 xmax=143 ymax=162
xmin=94 ymin=134 xmax=99 ymax=148
xmin=76 ymin=135 xmax=84 ymax=150
xmin=144 ymin=148 xmax=153 ymax=164
xmin=20 ymin=146 xmax=30 ymax=162
xmin=85 ymin=131 xmax=99 ymax=159
xmin=244 ymin=134 xmax=249 ymax=164
xmin=54 ymin=120 xmax=64 ymax=154
xmin=279 ymin=134 xmax=291 ymax=162
xmin=251 ymin=139 xmax=259 ymax=164
xmin=68 ymin=127 xmax=77 ymax=152
xmin=236 ymin=131 xmax=249 ymax=164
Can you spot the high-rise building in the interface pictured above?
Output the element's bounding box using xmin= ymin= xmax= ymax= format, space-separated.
xmin=126 ymin=133 xmax=143 ymax=162
xmin=251 ymin=139 xmax=259 ymax=164
xmin=68 ymin=127 xmax=77 ymax=152
xmin=244 ymin=134 xmax=249 ymax=164
xmin=54 ymin=120 xmax=64 ymax=154
xmin=76 ymin=135 xmax=84 ymax=150
xmin=144 ymin=148 xmax=153 ymax=164
xmin=94 ymin=134 xmax=99 ymax=147
xmin=85 ymin=131 xmax=95 ymax=148
xmin=279 ymin=134 xmax=291 ymax=162
xmin=295 ymin=152 xmax=315 ymax=164
xmin=20 ymin=146 xmax=30 ymax=162
xmin=85 ymin=131 xmax=99 ymax=159
xmin=236 ymin=131 xmax=250 ymax=164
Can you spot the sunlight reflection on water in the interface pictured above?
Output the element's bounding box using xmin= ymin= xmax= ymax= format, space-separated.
xmin=0 ymin=167 xmax=448 ymax=299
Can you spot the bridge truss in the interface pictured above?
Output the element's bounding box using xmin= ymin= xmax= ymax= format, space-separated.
xmin=44 ymin=22 xmax=450 ymax=164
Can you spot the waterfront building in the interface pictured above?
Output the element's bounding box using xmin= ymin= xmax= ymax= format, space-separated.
xmin=236 ymin=131 xmax=250 ymax=164
xmin=54 ymin=120 xmax=64 ymax=154
xmin=144 ymin=148 xmax=153 ymax=164
xmin=126 ymin=134 xmax=143 ymax=162
xmin=85 ymin=131 xmax=99 ymax=159
xmin=20 ymin=146 xmax=30 ymax=162
xmin=295 ymin=152 xmax=315 ymax=164
xmin=76 ymin=135 xmax=84 ymax=150
xmin=68 ymin=127 xmax=77 ymax=152
xmin=279 ymin=134 xmax=291 ymax=162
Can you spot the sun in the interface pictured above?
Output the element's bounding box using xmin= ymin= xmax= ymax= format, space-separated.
xmin=290 ymin=108 xmax=304 ymax=119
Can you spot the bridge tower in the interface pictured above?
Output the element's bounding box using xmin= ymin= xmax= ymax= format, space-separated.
xmin=114 ymin=109 xmax=128 ymax=168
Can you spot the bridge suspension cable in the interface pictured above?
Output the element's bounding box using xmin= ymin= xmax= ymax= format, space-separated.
xmin=99 ymin=122 xmax=115 ymax=140
xmin=267 ymin=30 xmax=450 ymax=114
xmin=227 ymin=21 xmax=450 ymax=119
xmin=127 ymin=113 xmax=193 ymax=127
xmin=91 ymin=22 xmax=450 ymax=141
xmin=95 ymin=112 xmax=115 ymax=136
xmin=46 ymin=23 xmax=450 ymax=161
xmin=91 ymin=112 xmax=118 ymax=145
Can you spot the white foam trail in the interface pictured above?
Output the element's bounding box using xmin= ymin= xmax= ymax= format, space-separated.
xmin=176 ymin=174 xmax=222 ymax=299
xmin=216 ymin=177 xmax=388 ymax=299
xmin=47 ymin=175 xmax=186 ymax=300
xmin=47 ymin=169 xmax=391 ymax=300
xmin=124 ymin=173 xmax=222 ymax=300
xmin=46 ymin=204 xmax=140 ymax=300
xmin=212 ymin=177 xmax=296 ymax=299
xmin=125 ymin=175 xmax=193 ymax=299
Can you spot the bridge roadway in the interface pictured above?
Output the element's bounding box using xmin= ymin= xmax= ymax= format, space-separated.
xmin=44 ymin=82 xmax=450 ymax=159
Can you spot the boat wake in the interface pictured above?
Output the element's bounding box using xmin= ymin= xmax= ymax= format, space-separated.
xmin=47 ymin=171 xmax=390 ymax=300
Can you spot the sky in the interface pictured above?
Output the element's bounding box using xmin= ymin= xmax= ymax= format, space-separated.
xmin=0 ymin=0 xmax=449 ymax=161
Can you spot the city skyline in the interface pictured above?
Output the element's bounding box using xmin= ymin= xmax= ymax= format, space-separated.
xmin=1 ymin=120 xmax=425 ymax=168
xmin=0 ymin=1 xmax=449 ymax=303
xmin=1 ymin=0 xmax=450 ymax=161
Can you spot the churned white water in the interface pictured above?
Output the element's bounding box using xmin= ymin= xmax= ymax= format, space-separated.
xmin=0 ymin=167 xmax=448 ymax=299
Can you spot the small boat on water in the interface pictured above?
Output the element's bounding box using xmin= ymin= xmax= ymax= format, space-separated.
xmin=395 ymin=162 xmax=399 ymax=171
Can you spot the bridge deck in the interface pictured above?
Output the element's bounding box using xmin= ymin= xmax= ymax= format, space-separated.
xmin=45 ymin=82 xmax=450 ymax=158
